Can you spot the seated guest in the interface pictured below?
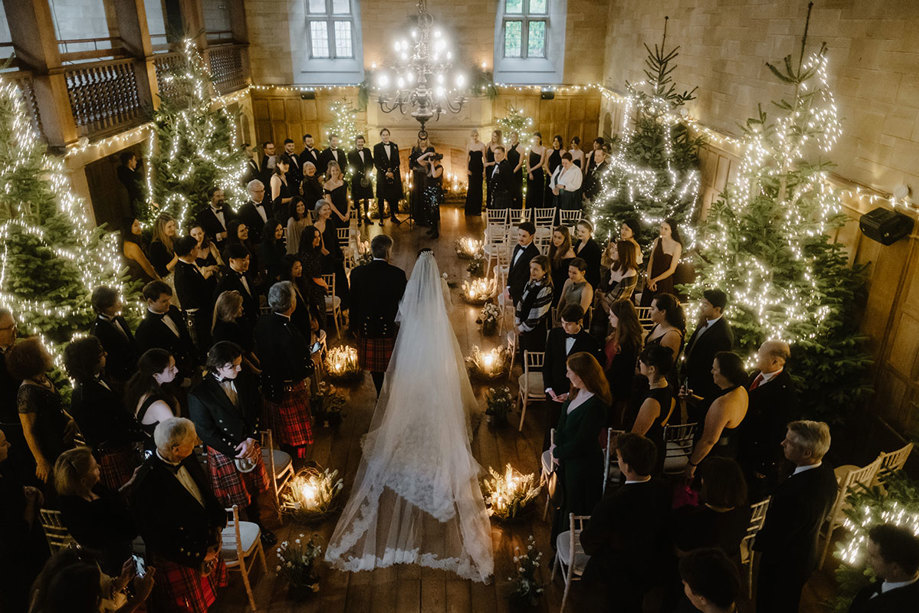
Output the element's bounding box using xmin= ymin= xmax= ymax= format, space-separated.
xmin=212 ymin=290 xmax=259 ymax=372
xmin=573 ymin=220 xmax=602 ymax=289
xmin=280 ymin=255 xmax=317 ymax=340
xmin=603 ymin=299 xmax=644 ymax=427
xmin=593 ymin=240 xmax=639 ymax=338
xmin=506 ymin=222 xmax=539 ymax=307
xmin=544 ymin=304 xmax=603 ymax=404
xmin=754 ymin=420 xmax=838 ymax=613
xmin=849 ymin=524 xmax=919 ymax=613
xmin=237 ymin=179 xmax=269 ymax=243
xmin=173 ymin=235 xmax=217 ymax=355
xmin=135 ymin=281 xmax=196 ymax=380
xmin=147 ymin=213 xmax=178 ymax=279
xmin=258 ymin=217 xmax=287 ymax=283
xmin=628 ymin=344 xmax=674 ymax=474
xmin=125 ymin=349 xmax=179 ymax=451
xmin=550 ymin=352 xmax=610 ymax=539
xmin=64 ymin=337 xmax=142 ymax=491
xmin=579 ymin=432 xmax=672 ymax=613
xmin=54 ymin=447 xmax=137 ymax=575
xmin=215 ymin=243 xmax=259 ymax=330
xmin=90 ymin=286 xmax=138 ymax=386
xmin=189 ymin=342 xmax=275 ymax=544
xmin=679 ymin=548 xmax=742 ymax=613
xmin=128 ymin=418 xmax=227 ymax=613
xmin=514 ymin=255 xmax=554 ymax=353
xmin=297 ymin=225 xmax=329 ymax=329
xmin=557 ymin=257 xmax=594 ymax=315
xmin=682 ymin=289 xmax=734 ymax=423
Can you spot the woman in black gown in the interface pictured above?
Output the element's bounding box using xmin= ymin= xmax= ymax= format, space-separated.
xmin=424 ymin=155 xmax=445 ymax=238
xmin=527 ymin=132 xmax=547 ymax=210
xmin=323 ymin=161 xmax=351 ymax=228
xmin=544 ymin=135 xmax=565 ymax=204
xmin=409 ymin=133 xmax=434 ymax=225
xmin=313 ymin=199 xmax=350 ymax=311
xmin=484 ymin=129 xmax=503 ymax=210
xmin=465 ymin=129 xmax=486 ymax=216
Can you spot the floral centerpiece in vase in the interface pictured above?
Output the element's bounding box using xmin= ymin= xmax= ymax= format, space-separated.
xmin=276 ymin=534 xmax=323 ymax=601
xmin=310 ymin=381 xmax=346 ymax=428
xmin=482 ymin=464 xmax=541 ymax=522
xmin=485 ymin=386 xmax=513 ymax=427
xmin=476 ymin=301 xmax=502 ymax=336
xmin=507 ymin=536 xmax=545 ymax=609
xmin=466 ymin=252 xmax=487 ymax=278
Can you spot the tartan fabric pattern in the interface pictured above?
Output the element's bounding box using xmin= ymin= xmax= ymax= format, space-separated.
xmin=206 ymin=445 xmax=270 ymax=509
xmin=356 ymin=333 xmax=396 ymax=372
xmin=97 ymin=446 xmax=139 ymax=491
xmin=151 ymin=557 xmax=227 ymax=613
xmin=263 ymin=380 xmax=313 ymax=452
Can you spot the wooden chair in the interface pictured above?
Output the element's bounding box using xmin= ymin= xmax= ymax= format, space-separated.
xmin=636 ymin=306 xmax=654 ymax=330
xmin=517 ymin=350 xmax=546 ymax=431
xmin=39 ymin=508 xmax=75 ymax=554
xmin=551 ymin=513 xmax=591 ymax=613
xmin=602 ymin=427 xmax=626 ymax=496
xmin=322 ymin=272 xmax=342 ymax=339
xmin=532 ymin=207 xmax=556 ymax=230
xmin=873 ymin=442 xmax=914 ymax=486
xmin=819 ymin=457 xmax=881 ymax=568
xmin=483 ymin=230 xmax=510 ymax=276
xmin=740 ymin=497 xmax=771 ymax=598
xmin=661 ymin=421 xmax=697 ymax=476
xmin=260 ymin=429 xmax=294 ymax=506
xmin=221 ymin=505 xmax=268 ymax=612
xmin=534 ymin=233 xmax=552 ymax=255
xmin=541 ymin=428 xmax=556 ymax=520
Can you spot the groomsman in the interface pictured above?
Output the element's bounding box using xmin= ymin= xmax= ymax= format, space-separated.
xmin=299 ymin=133 xmax=320 ymax=169
xmin=173 ymin=236 xmax=217 ymax=355
xmin=348 ymin=135 xmax=376 ymax=226
xmin=283 ymin=138 xmax=302 ymax=194
xmin=196 ymin=188 xmax=236 ymax=250
xmin=544 ymin=304 xmax=603 ymax=403
xmin=506 ymin=222 xmax=539 ymax=306
xmin=487 ymin=146 xmax=514 ymax=209
xmin=136 ymin=281 xmax=196 ymax=380
xmin=215 ymin=244 xmax=259 ymax=328
xmin=318 ymin=133 xmax=344 ymax=176
xmin=373 ymin=128 xmax=403 ymax=223
xmin=90 ymin=286 xmax=138 ymax=384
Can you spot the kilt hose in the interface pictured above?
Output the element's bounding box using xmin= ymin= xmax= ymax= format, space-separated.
xmin=356 ymin=333 xmax=396 ymax=373
xmin=263 ymin=380 xmax=313 ymax=456
xmin=97 ymin=446 xmax=139 ymax=491
xmin=151 ymin=557 xmax=227 ymax=613
xmin=205 ymin=445 xmax=270 ymax=510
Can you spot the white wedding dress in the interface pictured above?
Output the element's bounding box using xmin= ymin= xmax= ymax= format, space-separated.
xmin=325 ymin=251 xmax=494 ymax=582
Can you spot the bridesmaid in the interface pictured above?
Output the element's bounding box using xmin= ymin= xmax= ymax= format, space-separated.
xmin=544 ymin=135 xmax=565 ymax=203
xmin=568 ymin=136 xmax=585 ymax=168
xmin=526 ymin=132 xmax=547 ymax=210
xmin=484 ymin=129 xmax=503 ymax=210
xmin=640 ymin=218 xmax=683 ymax=307
xmin=465 ymin=129 xmax=486 ymax=216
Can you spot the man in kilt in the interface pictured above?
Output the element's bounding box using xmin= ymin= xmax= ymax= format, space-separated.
xmin=254 ymin=282 xmax=315 ymax=458
xmin=189 ymin=341 xmax=277 ymax=545
xmin=128 ymin=417 xmax=227 ymax=613
xmin=349 ymin=235 xmax=407 ymax=395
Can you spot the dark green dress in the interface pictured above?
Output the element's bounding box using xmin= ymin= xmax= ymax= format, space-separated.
xmin=552 ymin=393 xmax=608 ymax=538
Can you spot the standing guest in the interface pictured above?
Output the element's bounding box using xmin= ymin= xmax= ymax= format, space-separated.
xmin=526 ymin=132 xmax=548 ymax=209
xmin=196 ymin=188 xmax=236 ymax=251
xmin=644 ymin=293 xmax=686 ymax=373
xmin=148 ymin=213 xmax=178 ymax=279
xmin=260 ymin=140 xmax=277 ymax=183
xmin=174 ymin=235 xmax=217 ymax=354
xmin=628 ymin=344 xmax=674 ymax=474
xmin=679 ymin=548 xmax=742 ymax=613
xmin=409 ymin=132 xmax=435 ymax=224
xmin=270 ymin=154 xmax=293 ymax=213
xmin=189 ymin=342 xmax=275 ymax=543
xmin=348 ymin=135 xmax=376 ymax=226
xmin=317 ymin=133 xmax=344 ymax=176
xmin=254 ymin=282 xmax=315 ymax=458
xmin=299 ymin=133 xmax=320 ymax=169
xmin=279 ymin=255 xmax=314 ymax=337
xmin=211 ymin=290 xmax=260 ymax=373
xmin=0 ymin=310 xmax=28 ymax=481
xmin=225 ymin=220 xmax=257 ymax=271
xmin=117 ymin=151 xmax=145 ymax=217
xmin=125 ymin=349 xmax=179 ymax=451
xmin=584 ymin=137 xmax=605 ymax=174
xmin=573 ymin=219 xmax=602 ymax=289
xmin=616 ymin=218 xmax=644 ymax=266
xmin=9 ymin=337 xmax=74 ymax=486
xmin=568 ymin=136 xmax=585 ymax=168
xmin=189 ymin=222 xmax=224 ymax=269
xmin=754 ymin=420 xmax=838 ymax=613
xmin=300 ymin=162 xmax=323 ymax=215
xmin=238 ymin=179 xmax=269 ymax=242
xmin=349 ymin=235 xmax=408 ymax=396
xmin=515 ymin=255 xmax=554 ymax=353
xmin=506 ymin=222 xmax=539 ymax=307
xmin=486 ymin=145 xmax=514 ymax=209
xmin=90 ymin=286 xmax=138 ymax=386
xmin=549 ymin=153 xmax=583 ymax=210
xmin=682 ymin=289 xmax=734 ymax=423
xmin=582 ymin=144 xmax=609 ymax=203
xmin=549 ymin=352 xmax=610 ymax=539
xmin=603 ymin=299 xmax=644 ymax=427
xmin=120 ymin=217 xmax=160 ymax=281
xmin=283 ymin=138 xmax=302 ymax=194
xmin=464 ymin=128 xmax=486 ymax=215
xmin=543 ymin=304 xmax=603 ymax=406
xmin=506 ymin=132 xmax=524 ymax=209
xmin=323 ymin=161 xmax=352 ymax=227
xmin=548 ymin=226 xmax=577 ymax=305
xmin=64 ymin=337 xmax=141 ymax=491
xmin=423 ymin=152 xmax=445 ymax=239
xmin=215 ymin=243 xmax=259 ymax=330
xmin=258 ymin=218 xmax=287 ymax=284
xmin=848 ymin=524 xmax=919 ymax=613
xmin=578 ymin=432 xmax=672 ymax=612
xmin=557 ymin=257 xmax=594 ymax=315
xmin=543 ymin=134 xmax=565 ymax=203
xmin=243 ymin=143 xmax=261 ymax=185
xmin=128 ymin=418 xmax=227 ymax=613
xmin=135 ymin=281 xmax=196 ymax=380
xmin=641 ymin=218 xmax=683 ymax=306
xmin=594 ymin=240 xmax=638 ymax=336
xmin=484 ymin=129 xmax=504 ymax=208
xmin=285 ymin=197 xmax=311 ymax=255
xmin=738 ymin=340 xmax=798 ymax=500
xmin=297 ymin=225 xmax=329 ymax=330
xmin=313 ymin=199 xmax=351 ymax=313
xmin=54 ymin=447 xmax=137 ymax=575
xmin=372 ymin=127 xmax=404 ymax=225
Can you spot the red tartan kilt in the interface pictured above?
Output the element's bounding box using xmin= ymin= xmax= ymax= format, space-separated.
xmin=357 ymin=333 xmax=396 ymax=372
xmin=97 ymin=446 xmax=139 ymax=491
xmin=206 ymin=445 xmax=270 ymax=509
xmin=263 ymin=380 xmax=313 ymax=450
xmin=151 ymin=557 xmax=227 ymax=613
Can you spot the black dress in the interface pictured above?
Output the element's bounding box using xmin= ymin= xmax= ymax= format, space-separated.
xmin=318 ymin=220 xmax=350 ymax=309
xmin=551 ymin=256 xmax=574 ymax=306
xmin=527 ymin=150 xmax=545 ymax=209
xmin=424 ymin=166 xmax=444 ymax=230
xmin=507 ymin=144 xmax=523 ymax=208
xmin=545 ymin=148 xmax=563 ymax=203
xmin=485 ymin=145 xmax=496 ymax=212
xmin=136 ymin=393 xmax=175 ymax=452
xmin=326 ymin=184 xmax=350 ymax=228
xmin=17 ymin=382 xmax=73 ymax=474
xmin=627 ymin=385 xmax=672 ymax=474
xmin=298 ymin=245 xmax=328 ymax=329
xmin=271 ymin=175 xmax=292 ymax=211
xmin=465 ymin=150 xmax=484 ymax=215
xmin=148 ymin=239 xmax=173 ymax=278
xmin=301 ymin=175 xmax=323 ymax=210
xmin=212 ymin=318 xmax=254 ymax=354
xmin=409 ymin=146 xmax=434 ymax=225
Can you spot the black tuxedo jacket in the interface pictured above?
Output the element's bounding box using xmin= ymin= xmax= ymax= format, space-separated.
xmin=196 ymin=206 xmax=236 ymax=248
xmin=682 ymin=317 xmax=734 ymax=401
xmin=543 ymin=327 xmax=603 ymax=394
xmin=848 ymin=580 xmax=919 ymax=613
xmin=69 ymin=378 xmax=142 ymax=450
xmin=188 ymin=373 xmax=261 ymax=458
xmin=286 ymin=151 xmax=303 ymax=188
xmin=373 ymin=141 xmax=403 ymax=199
xmin=90 ymin=315 xmax=138 ymax=381
xmin=135 ymin=307 xmax=196 ymax=374
xmin=237 ymin=199 xmax=270 ymax=243
xmin=348 ymin=148 xmax=375 ymax=192
xmin=129 ymin=454 xmax=226 ymax=568
xmin=244 ymin=159 xmax=260 ymax=186
xmin=349 ymin=260 xmax=407 ymax=338
xmin=317 ymin=147 xmax=344 ymax=175
xmin=260 ymin=154 xmax=275 ymax=184
xmin=507 ymin=243 xmax=539 ymax=305
xmin=738 ymin=368 xmax=799 ymax=480
xmin=215 ymin=269 xmax=259 ymax=326
xmin=754 ymin=462 xmax=838 ymax=572
xmin=253 ymin=313 xmax=311 ymax=383
xmin=487 ymin=160 xmax=514 ymax=207
xmin=299 ymin=147 xmax=320 ymax=170
xmin=174 ymin=260 xmax=215 ymax=313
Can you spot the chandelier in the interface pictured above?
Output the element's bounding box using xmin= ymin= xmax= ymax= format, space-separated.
xmin=374 ymin=0 xmax=466 ymax=131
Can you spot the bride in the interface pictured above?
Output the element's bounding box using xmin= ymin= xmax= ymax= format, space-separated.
xmin=325 ymin=250 xmax=494 ymax=582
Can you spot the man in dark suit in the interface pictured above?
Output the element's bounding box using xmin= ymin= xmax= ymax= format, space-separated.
xmin=682 ymin=289 xmax=734 ymax=423
xmin=373 ymin=128 xmax=403 ymax=224
xmin=579 ymin=433 xmax=673 ymax=612
xmin=128 ymin=417 xmax=227 ymax=611
xmin=260 ymin=140 xmax=276 ymax=184
xmin=849 ymin=524 xmax=919 ymax=613
xmin=506 ymin=222 xmax=539 ymax=306
xmin=237 ymin=179 xmax=270 ymax=242
xmin=544 ymin=304 xmax=603 ymax=402
xmin=117 ymin=151 xmax=145 ymax=217
xmin=487 ymin=145 xmax=514 ymax=209
xmin=348 ymin=135 xmax=376 ymax=226
xmin=317 ymin=133 xmax=344 ymax=176
xmin=282 ymin=138 xmax=302 ymax=194
xmin=196 ymin=187 xmax=236 ymax=251
xmin=754 ymin=420 xmax=839 ymax=613
xmin=243 ymin=144 xmax=261 ymax=186
xmin=135 ymin=281 xmax=197 ymax=380
xmin=299 ymin=133 xmax=320 ymax=169
xmin=215 ymin=244 xmax=259 ymax=329
xmin=90 ymin=287 xmax=138 ymax=384
xmin=738 ymin=339 xmax=799 ymax=500
xmin=349 ymin=235 xmax=407 ymax=395
xmin=173 ymin=236 xmax=217 ymax=356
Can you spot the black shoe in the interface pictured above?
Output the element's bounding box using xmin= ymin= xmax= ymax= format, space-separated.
xmin=391 ymin=216 xmax=403 ymax=226
xmin=260 ymin=530 xmax=278 ymax=546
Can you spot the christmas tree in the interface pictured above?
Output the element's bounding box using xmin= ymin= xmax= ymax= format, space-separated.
xmin=147 ymin=38 xmax=248 ymax=227
xmin=496 ymin=106 xmax=534 ymax=149
xmin=684 ymin=19 xmax=871 ymax=420
xmin=589 ymin=18 xmax=703 ymax=246
xmin=0 ymin=75 xmax=130 ymax=363
xmin=324 ymin=99 xmax=361 ymax=150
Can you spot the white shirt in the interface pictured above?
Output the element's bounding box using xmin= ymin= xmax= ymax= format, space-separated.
xmin=697 ymin=315 xmax=723 ymax=336
xmin=250 ymin=199 xmax=268 ymax=223
xmin=512 ymin=244 xmax=530 ymax=267
xmin=217 ymin=377 xmax=238 ymax=406
xmin=760 ymin=367 xmax=783 ymax=384
xmin=879 ymin=576 xmax=919 ymax=595
xmin=550 ymin=165 xmax=582 ymax=191
xmin=624 ymin=477 xmax=652 ymax=485
xmin=156 ymin=450 xmax=205 ymax=507
xmin=210 ymin=206 xmax=227 ymax=230
xmin=358 ymin=149 xmax=365 ymax=163
xmin=565 ymin=336 xmax=576 ymax=355
xmin=148 ymin=308 xmax=180 ymax=337
xmin=383 ymin=143 xmax=392 ymax=159
xmin=793 ymin=461 xmax=822 ymax=476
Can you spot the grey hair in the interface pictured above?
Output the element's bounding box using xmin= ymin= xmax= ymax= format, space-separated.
xmin=314 ymin=199 xmax=329 ymax=213
xmin=247 ymin=179 xmax=264 ymax=195
xmin=303 ymin=161 xmax=316 ymax=171
xmin=153 ymin=417 xmax=196 ymax=451
xmin=787 ymin=420 xmax=831 ymax=460
xmin=268 ymin=281 xmax=294 ymax=313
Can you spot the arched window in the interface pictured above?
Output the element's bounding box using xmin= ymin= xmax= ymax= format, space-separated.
xmin=494 ymin=0 xmax=567 ymax=84
xmin=292 ymin=0 xmax=364 ymax=84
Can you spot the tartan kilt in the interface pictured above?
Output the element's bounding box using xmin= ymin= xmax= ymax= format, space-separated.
xmin=97 ymin=446 xmax=139 ymax=491
xmin=357 ymin=333 xmax=396 ymax=372
xmin=206 ymin=445 xmax=270 ymax=509
xmin=151 ymin=557 xmax=227 ymax=613
xmin=263 ymin=380 xmax=313 ymax=451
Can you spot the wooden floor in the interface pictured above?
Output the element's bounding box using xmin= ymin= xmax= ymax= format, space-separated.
xmin=212 ymin=202 xmax=837 ymax=613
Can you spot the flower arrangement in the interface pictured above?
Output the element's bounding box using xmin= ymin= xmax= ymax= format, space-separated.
xmin=485 ymin=386 xmax=513 ymax=426
xmin=466 ymin=252 xmax=487 ymax=278
xmin=282 ymin=466 xmax=345 ymax=523
xmin=354 ymin=239 xmax=373 ymax=266
xmin=476 ymin=301 xmax=502 ymax=336
xmin=310 ymin=381 xmax=346 ymax=428
xmin=276 ymin=534 xmax=323 ymax=600
xmin=462 ymin=277 xmax=496 ymax=305
xmin=465 ymin=344 xmax=509 ymax=380
xmin=455 ymin=237 xmax=482 ymax=259
xmin=482 ymin=464 xmax=541 ymax=521
xmin=325 ymin=345 xmax=362 ymax=383
xmin=508 ymin=536 xmax=545 ymax=607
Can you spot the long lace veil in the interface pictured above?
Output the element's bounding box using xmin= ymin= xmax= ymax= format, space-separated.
xmin=325 ymin=251 xmax=494 ymax=582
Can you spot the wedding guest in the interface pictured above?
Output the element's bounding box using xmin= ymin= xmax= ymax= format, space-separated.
xmin=558 ymin=257 xmax=593 ymax=315
xmin=135 ymin=281 xmax=196 ymax=379
xmin=243 ymin=142 xmax=260 ymax=185
xmin=270 ymin=154 xmax=293 ymax=213
xmin=582 ymin=144 xmax=609 ymax=203
xmin=568 ymin=136 xmax=585 ymax=167
xmin=283 ymin=138 xmax=302 ymax=194
xmin=173 ymin=236 xmax=217 ymax=354
xmin=147 ymin=213 xmax=178 ymax=278
xmin=617 ymin=218 xmax=644 ymax=266
xmin=484 ymin=129 xmax=504 ymax=207
xmin=506 ymin=222 xmax=539 ymax=306
xmin=603 ymin=299 xmax=643 ymax=427
xmin=196 ymin=188 xmax=236 ymax=251
xmin=526 ymin=132 xmax=548 ymax=209
xmin=584 ymin=137 xmax=605 ymax=174
xmin=0 ymin=309 xmax=21 ymax=451
xmin=543 ymin=134 xmax=565 ymax=203
xmin=279 ymin=255 xmax=313 ymax=336
xmin=550 ymin=153 xmax=583 ymax=210
xmin=313 ymin=199 xmax=350 ymax=312
xmin=486 ymin=145 xmax=514 ymax=209
xmin=573 ymin=219 xmax=602 ymax=289
xmin=215 ymin=243 xmax=259 ymax=329
xmin=323 ymin=160 xmax=351 ymax=227
xmin=754 ymin=420 xmax=838 ymax=613
xmin=628 ymin=344 xmax=674 ymax=473
xmin=261 ymin=140 xmax=276 ymax=182
xmin=594 ymin=240 xmax=638 ymax=337
xmin=225 ymin=219 xmax=258 ymax=274
xmin=373 ymin=127 xmax=403 ymax=224
xmin=125 ymin=348 xmax=179 ymax=451
xmin=258 ymin=217 xmax=286 ymax=283
xmin=117 ymin=151 xmax=145 ymax=217
xmin=641 ymin=218 xmax=683 ymax=306
xmin=120 ymin=217 xmax=159 ymax=281
xmin=348 ymin=135 xmax=375 ymax=226
xmin=465 ymin=129 xmax=486 ymax=216
xmin=679 ymin=548 xmax=742 ymax=613
xmin=423 ymin=152 xmax=445 ymax=238
xmin=300 ymin=162 xmax=324 ymax=216
xmin=409 ymin=132 xmax=435 ymax=224
xmin=515 ymin=255 xmax=554 ymax=353
xmin=189 ymin=222 xmax=224 ymax=269
xmin=238 ymin=179 xmax=270 ymax=242
xmin=548 ymin=225 xmax=576 ymax=305
xmin=211 ymin=290 xmax=259 ymax=373
xmin=297 ymin=225 xmax=329 ymax=329
xmin=90 ymin=286 xmax=138 ymax=385
xmin=682 ymin=289 xmax=734 ymax=422
xmin=317 ymin=133 xmax=344 ymax=176
xmin=644 ymin=292 xmax=686 ymax=371
xmin=299 ymin=133 xmax=319 ymax=169
xmin=544 ymin=305 xmax=603 ymax=405
xmin=848 ymin=524 xmax=919 ymax=613
xmin=506 ymin=132 xmax=524 ymax=209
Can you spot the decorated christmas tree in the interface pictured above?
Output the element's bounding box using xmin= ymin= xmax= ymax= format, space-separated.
xmin=0 ymin=75 xmax=130 ymax=363
xmin=496 ymin=106 xmax=534 ymax=149
xmin=589 ymin=18 xmax=703 ymax=246
xmin=324 ymin=99 xmax=361 ymax=150
xmin=147 ymin=38 xmax=248 ymax=227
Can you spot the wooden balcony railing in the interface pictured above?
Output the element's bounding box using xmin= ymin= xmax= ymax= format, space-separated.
xmin=65 ymin=58 xmax=144 ymax=137
xmin=153 ymin=52 xmax=183 ymax=101
xmin=207 ymin=44 xmax=248 ymax=95
xmin=5 ymin=70 xmax=44 ymax=137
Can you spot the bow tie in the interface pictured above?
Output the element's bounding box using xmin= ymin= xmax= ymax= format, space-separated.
xmin=212 ymin=206 xmax=224 ymax=213
xmin=148 ymin=311 xmax=167 ymax=320
xmin=565 ymin=333 xmax=579 ymax=340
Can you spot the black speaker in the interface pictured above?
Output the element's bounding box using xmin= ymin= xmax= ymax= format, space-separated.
xmin=540 ymin=88 xmax=555 ymax=100
xmin=859 ymin=207 xmax=913 ymax=245
xmin=300 ymin=91 xmax=316 ymax=100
